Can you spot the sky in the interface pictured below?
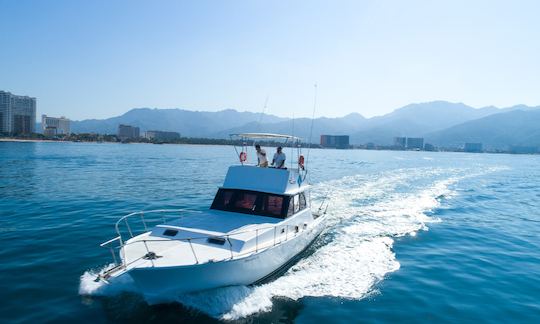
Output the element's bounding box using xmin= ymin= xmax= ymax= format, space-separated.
xmin=1 ymin=0 xmax=540 ymax=120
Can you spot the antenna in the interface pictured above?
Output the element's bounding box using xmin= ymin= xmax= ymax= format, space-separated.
xmin=290 ymin=111 xmax=295 ymax=170
xmin=253 ymin=96 xmax=269 ymax=159
xmin=306 ymin=84 xmax=318 ymax=169
xmin=256 ymin=96 xmax=269 ymax=133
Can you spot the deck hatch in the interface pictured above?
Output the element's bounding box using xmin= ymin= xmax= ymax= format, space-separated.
xmin=207 ymin=237 xmax=226 ymax=245
xmin=163 ymin=229 xmax=178 ymax=237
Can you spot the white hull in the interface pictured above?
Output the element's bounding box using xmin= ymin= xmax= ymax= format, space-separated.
xmin=121 ymin=215 xmax=326 ymax=298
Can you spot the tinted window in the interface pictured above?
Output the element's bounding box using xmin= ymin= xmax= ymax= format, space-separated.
xmin=211 ymin=189 xmax=287 ymax=218
xmin=221 ymin=190 xmax=233 ymax=207
xmin=261 ymin=194 xmax=284 ymax=217
xmin=211 ymin=189 xmax=235 ymax=210
xmin=233 ymin=192 xmax=257 ymax=211
xmin=288 ymin=196 xmax=295 ymax=216
xmin=287 ymin=193 xmax=307 ymax=216
xmin=299 ymin=192 xmax=307 ymax=210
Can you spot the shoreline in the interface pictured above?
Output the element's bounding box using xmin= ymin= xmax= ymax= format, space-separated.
xmin=0 ymin=138 xmax=59 ymax=143
xmin=1 ymin=137 xmax=538 ymax=156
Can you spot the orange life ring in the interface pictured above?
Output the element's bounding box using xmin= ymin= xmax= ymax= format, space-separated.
xmin=239 ymin=152 xmax=247 ymax=162
xmin=298 ymin=155 xmax=305 ymax=168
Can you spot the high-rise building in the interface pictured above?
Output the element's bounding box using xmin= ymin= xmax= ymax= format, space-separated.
xmin=406 ymin=137 xmax=424 ymax=150
xmin=464 ymin=143 xmax=483 ymax=153
xmin=320 ymin=135 xmax=350 ymax=149
xmin=0 ymin=90 xmax=36 ymax=134
xmin=42 ymin=115 xmax=70 ymax=136
xmin=117 ymin=124 xmax=140 ymax=140
xmin=393 ymin=137 xmax=406 ymax=148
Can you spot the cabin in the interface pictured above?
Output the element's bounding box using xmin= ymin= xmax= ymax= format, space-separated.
xmin=211 ymin=165 xmax=309 ymax=219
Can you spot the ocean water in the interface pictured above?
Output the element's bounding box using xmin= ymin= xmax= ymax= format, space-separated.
xmin=1 ymin=142 xmax=539 ymax=323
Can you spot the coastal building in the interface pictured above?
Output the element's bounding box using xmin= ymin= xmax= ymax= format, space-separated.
xmin=320 ymin=135 xmax=350 ymax=149
xmin=406 ymin=137 xmax=424 ymax=150
xmin=0 ymin=90 xmax=36 ymax=135
xmin=424 ymin=143 xmax=436 ymax=151
xmin=42 ymin=115 xmax=70 ymax=136
xmin=145 ymin=130 xmax=181 ymax=141
xmin=509 ymin=145 xmax=538 ymax=154
xmin=464 ymin=142 xmax=483 ymax=153
xmin=393 ymin=137 xmax=406 ymax=148
xmin=117 ymin=124 xmax=140 ymax=140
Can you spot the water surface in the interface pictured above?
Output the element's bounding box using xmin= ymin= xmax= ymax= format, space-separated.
xmin=0 ymin=142 xmax=539 ymax=323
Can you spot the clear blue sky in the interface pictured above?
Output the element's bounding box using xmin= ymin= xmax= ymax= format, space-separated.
xmin=1 ymin=0 xmax=539 ymax=120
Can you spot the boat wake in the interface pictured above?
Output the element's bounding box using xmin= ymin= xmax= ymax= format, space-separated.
xmin=79 ymin=166 xmax=502 ymax=320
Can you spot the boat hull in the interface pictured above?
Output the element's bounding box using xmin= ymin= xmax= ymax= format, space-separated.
xmin=123 ymin=215 xmax=326 ymax=298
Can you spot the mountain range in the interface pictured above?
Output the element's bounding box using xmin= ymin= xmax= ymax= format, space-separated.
xmin=69 ymin=101 xmax=540 ymax=149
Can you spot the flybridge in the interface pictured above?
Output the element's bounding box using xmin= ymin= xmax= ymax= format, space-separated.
xmin=222 ymin=165 xmax=308 ymax=195
xmin=228 ymin=132 xmax=309 ymax=186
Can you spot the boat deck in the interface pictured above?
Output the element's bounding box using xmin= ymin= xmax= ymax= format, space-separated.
xmin=119 ymin=209 xmax=310 ymax=270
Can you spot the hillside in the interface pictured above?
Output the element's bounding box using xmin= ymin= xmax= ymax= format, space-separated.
xmin=425 ymin=110 xmax=540 ymax=149
xmin=67 ymin=101 xmax=540 ymax=148
xmin=216 ymin=113 xmax=366 ymax=141
xmin=71 ymin=108 xmax=288 ymax=136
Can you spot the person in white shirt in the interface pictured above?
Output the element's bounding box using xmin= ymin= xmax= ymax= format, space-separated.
xmin=255 ymin=144 xmax=268 ymax=167
xmin=272 ymin=146 xmax=286 ymax=169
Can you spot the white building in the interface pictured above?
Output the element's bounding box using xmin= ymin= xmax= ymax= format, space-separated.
xmin=0 ymin=90 xmax=37 ymax=134
xmin=145 ymin=130 xmax=181 ymax=141
xmin=42 ymin=115 xmax=70 ymax=136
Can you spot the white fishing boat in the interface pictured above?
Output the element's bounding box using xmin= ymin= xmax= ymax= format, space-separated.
xmin=97 ymin=133 xmax=328 ymax=298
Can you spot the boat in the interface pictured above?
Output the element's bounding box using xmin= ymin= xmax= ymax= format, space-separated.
xmin=96 ymin=133 xmax=328 ymax=299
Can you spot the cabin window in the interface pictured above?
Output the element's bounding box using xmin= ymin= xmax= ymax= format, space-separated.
xmin=211 ymin=189 xmax=288 ymax=218
xmin=293 ymin=195 xmax=300 ymax=213
xmin=261 ymin=194 xmax=285 ymax=217
xmin=233 ymin=192 xmax=258 ymax=211
xmin=299 ymin=192 xmax=307 ymax=210
xmin=287 ymin=193 xmax=307 ymax=216
xmin=288 ymin=196 xmax=295 ymax=216
xmin=221 ymin=190 xmax=233 ymax=206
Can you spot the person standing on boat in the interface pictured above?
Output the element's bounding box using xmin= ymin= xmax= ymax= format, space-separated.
xmin=255 ymin=144 xmax=268 ymax=167
xmin=272 ymin=146 xmax=286 ymax=168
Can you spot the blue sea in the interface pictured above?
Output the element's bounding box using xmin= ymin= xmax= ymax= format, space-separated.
xmin=1 ymin=141 xmax=539 ymax=323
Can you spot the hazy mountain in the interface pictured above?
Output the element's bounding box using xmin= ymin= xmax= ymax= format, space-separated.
xmin=425 ymin=110 xmax=540 ymax=149
xmin=71 ymin=108 xmax=288 ymax=136
xmin=225 ymin=101 xmax=503 ymax=145
xmin=347 ymin=101 xmax=500 ymax=145
xmin=367 ymin=101 xmax=498 ymax=131
xmin=216 ymin=113 xmax=366 ymax=141
xmin=68 ymin=101 xmax=540 ymax=148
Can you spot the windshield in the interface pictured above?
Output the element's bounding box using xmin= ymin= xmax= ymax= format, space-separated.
xmin=211 ymin=189 xmax=288 ymax=218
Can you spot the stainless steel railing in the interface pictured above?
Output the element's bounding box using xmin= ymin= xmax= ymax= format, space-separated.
xmin=111 ymin=223 xmax=304 ymax=271
xmin=114 ymin=209 xmax=195 ymax=245
xmin=99 ymin=209 xmax=325 ymax=277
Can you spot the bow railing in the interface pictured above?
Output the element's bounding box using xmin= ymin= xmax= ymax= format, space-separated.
xmin=98 ymin=209 xmax=325 ymax=279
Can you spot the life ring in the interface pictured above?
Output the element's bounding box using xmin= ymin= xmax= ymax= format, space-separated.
xmin=298 ymin=155 xmax=305 ymax=168
xmin=239 ymin=152 xmax=247 ymax=162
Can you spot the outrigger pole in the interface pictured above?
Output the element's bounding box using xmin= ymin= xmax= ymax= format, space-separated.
xmin=306 ymin=83 xmax=318 ymax=173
